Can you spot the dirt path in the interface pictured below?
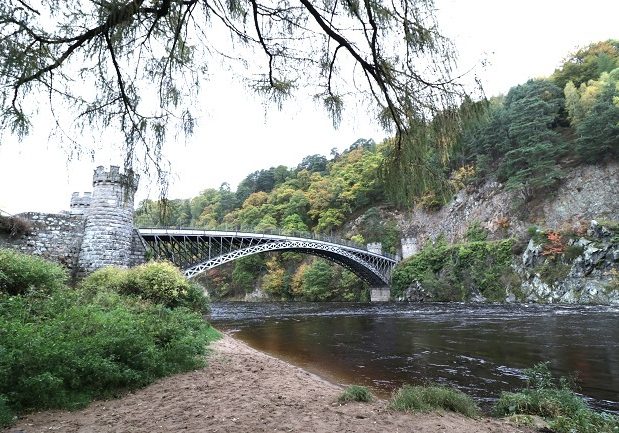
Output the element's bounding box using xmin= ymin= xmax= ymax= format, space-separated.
xmin=5 ymin=334 xmax=533 ymax=433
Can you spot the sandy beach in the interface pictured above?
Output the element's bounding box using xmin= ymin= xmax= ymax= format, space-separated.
xmin=5 ymin=334 xmax=534 ymax=433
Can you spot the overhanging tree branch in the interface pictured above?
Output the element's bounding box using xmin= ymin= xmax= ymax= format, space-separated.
xmin=0 ymin=0 xmax=471 ymax=196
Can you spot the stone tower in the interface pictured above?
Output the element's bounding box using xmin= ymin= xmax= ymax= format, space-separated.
xmin=77 ymin=165 xmax=139 ymax=273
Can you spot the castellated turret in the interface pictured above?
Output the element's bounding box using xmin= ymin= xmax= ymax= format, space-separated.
xmin=69 ymin=192 xmax=92 ymax=214
xmin=77 ymin=165 xmax=139 ymax=273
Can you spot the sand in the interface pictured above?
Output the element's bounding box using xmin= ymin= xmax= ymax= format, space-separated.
xmin=5 ymin=334 xmax=534 ymax=433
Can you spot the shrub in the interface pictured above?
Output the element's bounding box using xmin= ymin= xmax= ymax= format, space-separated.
xmin=178 ymin=282 xmax=211 ymax=315
xmin=80 ymin=262 xmax=209 ymax=314
xmin=418 ymin=191 xmax=445 ymax=211
xmin=0 ymin=395 xmax=13 ymax=427
xmin=0 ymin=249 xmax=67 ymax=295
xmin=338 ymin=385 xmax=373 ymax=403
xmin=0 ymin=287 xmax=219 ymax=419
xmin=563 ymin=244 xmax=584 ymax=261
xmin=464 ymin=221 xmax=489 ymax=242
xmin=536 ymin=261 xmax=571 ymax=285
xmin=391 ymin=239 xmax=517 ymax=301
xmin=389 ymin=384 xmax=480 ymax=418
xmin=542 ymin=231 xmax=565 ymax=257
xmin=0 ymin=215 xmax=33 ymax=237
xmin=79 ymin=266 xmax=129 ymax=293
xmin=126 ymin=261 xmax=191 ymax=306
xmin=494 ymin=363 xmax=619 ymax=433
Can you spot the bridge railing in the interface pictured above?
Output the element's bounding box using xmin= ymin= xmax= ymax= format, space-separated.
xmin=138 ymin=225 xmax=397 ymax=260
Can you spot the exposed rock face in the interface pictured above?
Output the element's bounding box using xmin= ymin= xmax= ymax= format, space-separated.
xmin=397 ymin=162 xmax=619 ymax=246
xmin=398 ymin=221 xmax=619 ymax=305
xmin=539 ymin=164 xmax=619 ymax=228
xmin=244 ymin=286 xmax=270 ymax=301
xmin=519 ymin=221 xmax=619 ymax=305
xmin=397 ymin=180 xmax=520 ymax=245
xmin=394 ymin=162 xmax=619 ymax=305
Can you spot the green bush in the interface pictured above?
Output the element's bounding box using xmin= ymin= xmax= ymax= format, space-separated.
xmin=0 ymin=249 xmax=67 ymax=295
xmin=494 ymin=363 xmax=619 ymax=433
xmin=126 ymin=261 xmax=192 ymax=306
xmin=389 ymin=384 xmax=480 ymax=418
xmin=0 ymin=395 xmax=13 ymax=427
xmin=338 ymin=385 xmax=373 ymax=403
xmin=79 ymin=266 xmax=129 ymax=293
xmin=536 ymin=260 xmax=571 ymax=284
xmin=563 ymin=245 xmax=584 ymax=261
xmin=80 ymin=261 xmax=209 ymax=314
xmin=0 ymin=253 xmax=217 ymax=427
xmin=465 ymin=221 xmax=489 ymax=242
xmin=392 ymin=239 xmax=517 ymax=301
xmin=0 ymin=287 xmax=219 ymax=419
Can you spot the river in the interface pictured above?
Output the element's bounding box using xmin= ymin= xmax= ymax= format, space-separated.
xmin=209 ymin=302 xmax=619 ymax=413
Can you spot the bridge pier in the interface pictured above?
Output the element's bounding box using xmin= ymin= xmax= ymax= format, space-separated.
xmin=370 ymin=287 xmax=391 ymax=302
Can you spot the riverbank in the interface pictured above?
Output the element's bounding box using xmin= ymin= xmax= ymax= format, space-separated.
xmin=5 ymin=334 xmax=533 ymax=433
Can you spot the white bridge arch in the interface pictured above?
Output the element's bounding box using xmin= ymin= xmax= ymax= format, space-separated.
xmin=137 ymin=228 xmax=399 ymax=286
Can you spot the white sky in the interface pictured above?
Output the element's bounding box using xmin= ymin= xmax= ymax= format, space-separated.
xmin=1 ymin=0 xmax=618 ymax=214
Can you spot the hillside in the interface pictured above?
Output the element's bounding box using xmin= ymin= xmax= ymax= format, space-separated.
xmin=135 ymin=40 xmax=619 ymax=303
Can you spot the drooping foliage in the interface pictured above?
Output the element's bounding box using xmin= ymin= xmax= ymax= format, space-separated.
xmin=0 ymin=0 xmax=468 ymax=182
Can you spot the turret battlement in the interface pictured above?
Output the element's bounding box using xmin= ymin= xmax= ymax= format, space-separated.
xmin=78 ymin=164 xmax=141 ymax=273
xmin=93 ymin=165 xmax=139 ymax=191
xmin=69 ymin=192 xmax=92 ymax=214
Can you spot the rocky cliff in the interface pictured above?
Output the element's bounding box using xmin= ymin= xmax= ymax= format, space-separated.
xmin=391 ymin=162 xmax=619 ymax=305
xmin=397 ymin=162 xmax=618 ymax=247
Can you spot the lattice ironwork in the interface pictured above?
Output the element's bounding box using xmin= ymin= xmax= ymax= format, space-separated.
xmin=138 ymin=228 xmax=399 ymax=286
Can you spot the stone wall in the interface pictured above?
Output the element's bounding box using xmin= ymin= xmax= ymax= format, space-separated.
xmin=1 ymin=165 xmax=144 ymax=278
xmin=0 ymin=212 xmax=86 ymax=278
xmin=370 ymin=287 xmax=390 ymax=302
xmin=69 ymin=192 xmax=92 ymax=215
xmin=129 ymin=230 xmax=147 ymax=267
xmin=401 ymin=237 xmax=418 ymax=259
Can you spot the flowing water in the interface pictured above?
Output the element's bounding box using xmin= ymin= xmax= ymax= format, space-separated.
xmin=210 ymin=302 xmax=619 ymax=413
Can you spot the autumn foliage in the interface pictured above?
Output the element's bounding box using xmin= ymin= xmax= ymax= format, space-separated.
xmin=542 ymin=231 xmax=565 ymax=257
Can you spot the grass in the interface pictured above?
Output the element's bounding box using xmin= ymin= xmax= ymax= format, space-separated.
xmin=493 ymin=363 xmax=619 ymax=433
xmin=389 ymin=384 xmax=480 ymax=418
xmin=338 ymin=385 xmax=373 ymax=403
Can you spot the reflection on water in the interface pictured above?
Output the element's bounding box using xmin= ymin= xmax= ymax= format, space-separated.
xmin=210 ymin=302 xmax=619 ymax=413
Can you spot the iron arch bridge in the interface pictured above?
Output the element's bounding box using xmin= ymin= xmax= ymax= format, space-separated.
xmin=137 ymin=228 xmax=399 ymax=286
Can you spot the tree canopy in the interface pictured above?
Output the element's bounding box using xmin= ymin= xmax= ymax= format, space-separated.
xmin=0 ymin=0 xmax=468 ymax=174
